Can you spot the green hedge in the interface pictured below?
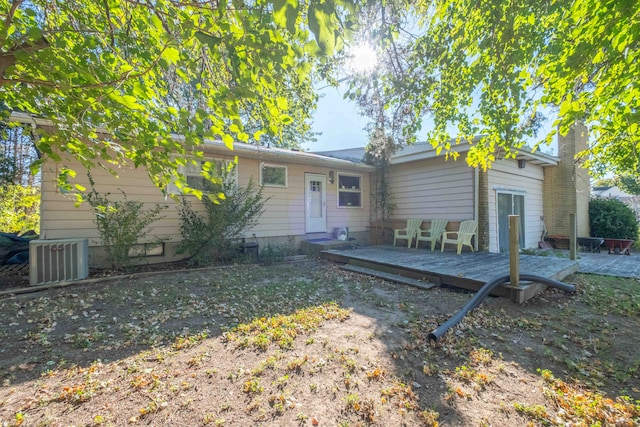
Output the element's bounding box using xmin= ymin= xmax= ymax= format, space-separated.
xmin=589 ymin=198 xmax=638 ymax=240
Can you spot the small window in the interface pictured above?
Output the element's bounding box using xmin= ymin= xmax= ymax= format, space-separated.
xmin=128 ymin=242 xmax=165 ymax=258
xmin=337 ymin=173 xmax=362 ymax=208
xmin=261 ymin=163 xmax=287 ymax=187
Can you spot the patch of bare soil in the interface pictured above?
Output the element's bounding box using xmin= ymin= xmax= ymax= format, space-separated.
xmin=0 ymin=260 xmax=638 ymax=426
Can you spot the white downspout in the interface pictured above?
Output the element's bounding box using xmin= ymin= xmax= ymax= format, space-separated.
xmin=474 ymin=167 xmax=479 ymax=251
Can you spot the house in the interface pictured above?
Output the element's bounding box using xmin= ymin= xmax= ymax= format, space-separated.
xmin=21 ymin=111 xmax=590 ymax=272
xmin=393 ymin=125 xmax=590 ymax=251
xmin=321 ymin=124 xmax=591 ymax=252
xmin=33 ymin=133 xmax=374 ymax=268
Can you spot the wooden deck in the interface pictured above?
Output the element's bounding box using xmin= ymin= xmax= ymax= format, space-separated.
xmin=321 ymin=245 xmax=579 ymax=303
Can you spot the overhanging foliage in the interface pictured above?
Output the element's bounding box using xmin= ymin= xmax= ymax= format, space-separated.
xmin=0 ymin=0 xmax=356 ymax=191
xmin=348 ymin=0 xmax=640 ymax=174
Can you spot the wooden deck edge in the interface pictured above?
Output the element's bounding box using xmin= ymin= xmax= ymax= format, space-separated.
xmin=439 ymin=274 xmax=511 ymax=297
xmin=507 ymin=260 xmax=579 ymax=303
xmin=345 ymin=259 xmax=442 ymax=284
xmin=321 ymin=251 xmax=352 ymax=263
xmin=548 ymin=262 xmax=580 ymax=281
xmin=323 ymin=249 xmax=579 ymax=303
xmin=502 ymin=282 xmax=546 ymax=304
xmin=340 ymin=264 xmax=436 ymax=290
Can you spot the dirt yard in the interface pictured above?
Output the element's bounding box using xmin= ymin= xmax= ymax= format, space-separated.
xmin=0 ymin=259 xmax=638 ymax=426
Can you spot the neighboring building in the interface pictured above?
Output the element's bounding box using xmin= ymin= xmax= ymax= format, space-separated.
xmin=592 ymin=185 xmax=640 ymax=220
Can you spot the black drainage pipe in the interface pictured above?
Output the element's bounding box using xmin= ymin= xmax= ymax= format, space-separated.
xmin=427 ymin=274 xmax=576 ymax=342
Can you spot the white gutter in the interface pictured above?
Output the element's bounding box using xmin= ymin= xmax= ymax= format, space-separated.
xmin=201 ymin=141 xmax=374 ymax=172
xmin=391 ymin=138 xmax=559 ymax=167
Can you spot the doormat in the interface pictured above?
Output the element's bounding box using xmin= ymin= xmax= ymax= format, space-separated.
xmin=306 ymin=238 xmax=333 ymax=242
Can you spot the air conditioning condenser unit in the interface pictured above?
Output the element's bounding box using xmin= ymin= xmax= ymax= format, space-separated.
xmin=29 ymin=238 xmax=89 ymax=286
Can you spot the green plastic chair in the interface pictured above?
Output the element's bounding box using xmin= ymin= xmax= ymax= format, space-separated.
xmin=441 ymin=220 xmax=478 ymax=254
xmin=393 ymin=219 xmax=423 ymax=248
xmin=415 ymin=219 xmax=449 ymax=251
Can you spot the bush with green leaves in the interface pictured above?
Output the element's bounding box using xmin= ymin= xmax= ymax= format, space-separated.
xmin=589 ymin=198 xmax=638 ymax=240
xmin=0 ymin=184 xmax=40 ymax=234
xmin=177 ymin=177 xmax=267 ymax=265
xmin=84 ymin=178 xmax=166 ymax=270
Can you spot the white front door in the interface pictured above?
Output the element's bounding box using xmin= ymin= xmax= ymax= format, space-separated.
xmin=305 ymin=173 xmax=327 ymax=233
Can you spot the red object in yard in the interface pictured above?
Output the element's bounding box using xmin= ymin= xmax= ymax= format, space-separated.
xmin=603 ymin=238 xmax=634 ymax=255
xmin=545 ymin=235 xmax=570 ymax=250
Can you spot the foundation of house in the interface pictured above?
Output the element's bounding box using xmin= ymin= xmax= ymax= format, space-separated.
xmin=301 ymin=238 xmax=362 ymax=257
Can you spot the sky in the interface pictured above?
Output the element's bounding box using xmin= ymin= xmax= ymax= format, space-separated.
xmin=299 ymin=44 xmax=562 ymax=156
xmin=302 ymin=84 xmax=371 ymax=153
xmin=303 ymin=84 xmax=559 ymax=157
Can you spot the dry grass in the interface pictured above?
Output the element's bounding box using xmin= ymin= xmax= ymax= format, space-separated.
xmin=0 ymin=260 xmax=639 ymax=426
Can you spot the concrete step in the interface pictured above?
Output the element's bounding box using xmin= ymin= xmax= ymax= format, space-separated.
xmin=340 ymin=264 xmax=436 ymax=291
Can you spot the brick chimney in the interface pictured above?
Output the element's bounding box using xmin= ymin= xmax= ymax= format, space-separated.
xmin=542 ymin=123 xmax=591 ymax=237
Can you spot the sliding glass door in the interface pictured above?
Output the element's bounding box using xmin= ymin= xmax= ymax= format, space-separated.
xmin=498 ymin=192 xmax=525 ymax=252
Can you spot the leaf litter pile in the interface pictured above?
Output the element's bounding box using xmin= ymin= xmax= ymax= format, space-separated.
xmin=0 ymin=260 xmax=639 ymax=426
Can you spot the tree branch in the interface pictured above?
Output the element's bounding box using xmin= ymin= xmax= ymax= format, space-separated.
xmin=0 ymin=37 xmax=51 ymax=80
xmin=1 ymin=0 xmax=25 ymax=45
xmin=103 ymin=0 xmax=116 ymax=48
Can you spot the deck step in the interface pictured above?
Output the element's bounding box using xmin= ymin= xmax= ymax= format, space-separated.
xmin=340 ymin=264 xmax=436 ymax=290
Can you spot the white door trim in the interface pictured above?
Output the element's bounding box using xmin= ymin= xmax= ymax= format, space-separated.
xmin=305 ymin=173 xmax=327 ymax=233
xmin=497 ymin=191 xmax=526 ymax=252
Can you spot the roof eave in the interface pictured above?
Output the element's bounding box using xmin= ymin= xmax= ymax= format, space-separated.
xmin=391 ymin=140 xmax=559 ymax=167
xmin=200 ymin=141 xmax=374 ymax=171
xmin=8 ymin=112 xmax=373 ymax=172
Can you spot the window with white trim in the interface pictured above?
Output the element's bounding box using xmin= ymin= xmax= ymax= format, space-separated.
xmin=337 ymin=173 xmax=362 ymax=208
xmin=169 ymin=158 xmax=237 ymax=195
xmin=260 ymin=163 xmax=287 ymax=187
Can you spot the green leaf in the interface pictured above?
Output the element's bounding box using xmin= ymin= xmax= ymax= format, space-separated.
xmin=163 ymin=47 xmax=180 ymax=63
xmin=308 ymin=1 xmax=336 ymax=55
xmin=272 ymin=0 xmax=288 ymax=27
xmin=271 ymin=0 xmax=300 ymax=34
xmin=195 ymin=31 xmax=222 ymax=48
xmin=221 ymin=134 xmax=234 ymax=149
xmin=115 ymin=95 xmax=145 ymax=111
xmin=276 ymin=97 xmax=289 ymax=110
xmin=527 ymin=13 xmax=535 ymax=25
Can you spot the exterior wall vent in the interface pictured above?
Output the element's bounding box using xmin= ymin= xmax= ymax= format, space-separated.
xmin=29 ymin=239 xmax=89 ymax=286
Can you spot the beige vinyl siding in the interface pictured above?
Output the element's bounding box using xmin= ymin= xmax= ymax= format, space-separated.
xmin=238 ymin=160 xmax=305 ymax=237
xmin=388 ymin=157 xmax=475 ymax=220
xmin=40 ymin=160 xmax=179 ymax=244
xmin=239 ymin=162 xmax=370 ymax=237
xmin=487 ymin=159 xmax=545 ymax=252
xmin=39 ymin=154 xmax=371 ymax=253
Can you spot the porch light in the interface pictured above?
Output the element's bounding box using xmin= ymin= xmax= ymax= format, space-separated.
xmin=328 ymin=170 xmax=335 ymax=183
xmin=518 ymin=159 xmax=526 ymax=169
